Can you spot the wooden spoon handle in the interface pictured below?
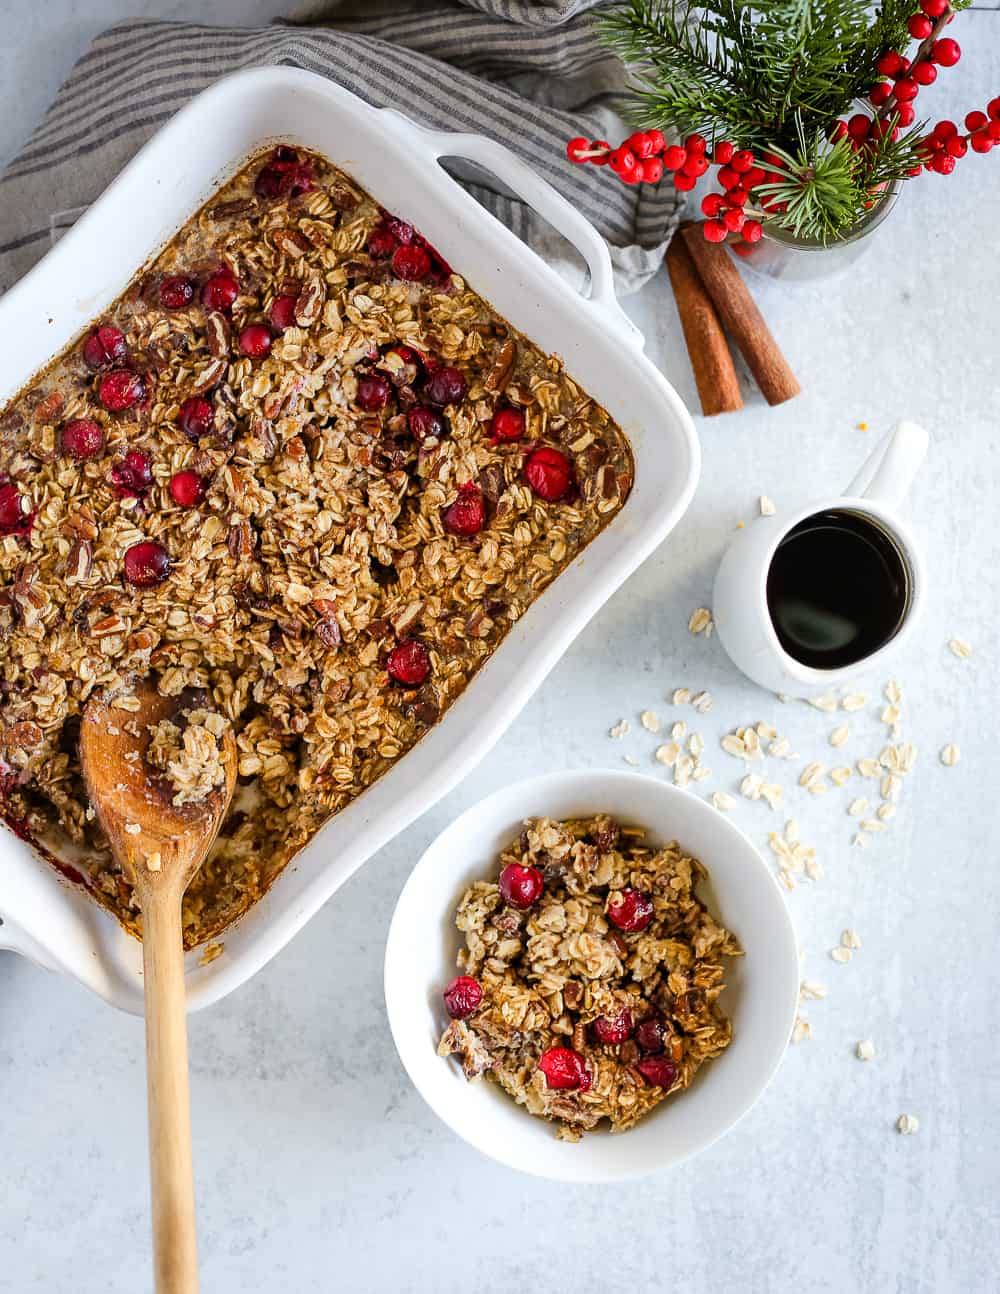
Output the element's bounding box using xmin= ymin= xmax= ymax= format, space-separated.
xmin=141 ymin=888 xmax=199 ymax=1294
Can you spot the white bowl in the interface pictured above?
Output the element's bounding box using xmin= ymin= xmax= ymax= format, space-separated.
xmin=384 ymin=770 xmax=799 ymax=1182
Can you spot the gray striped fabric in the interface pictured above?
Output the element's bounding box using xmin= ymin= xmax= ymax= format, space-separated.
xmin=0 ymin=2 xmax=680 ymax=298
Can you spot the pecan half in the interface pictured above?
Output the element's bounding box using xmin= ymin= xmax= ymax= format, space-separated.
xmin=205 ymin=311 xmax=230 ymax=358
xmin=484 ymin=339 xmax=516 ymax=392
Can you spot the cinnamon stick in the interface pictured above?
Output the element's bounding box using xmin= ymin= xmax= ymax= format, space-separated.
xmin=665 ymin=236 xmax=742 ymax=416
xmin=681 ymin=223 xmax=801 ymax=406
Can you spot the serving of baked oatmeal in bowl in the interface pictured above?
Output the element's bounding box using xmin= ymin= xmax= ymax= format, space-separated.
xmin=0 ymin=69 xmax=698 ymax=1012
xmin=385 ymin=770 xmax=799 ymax=1181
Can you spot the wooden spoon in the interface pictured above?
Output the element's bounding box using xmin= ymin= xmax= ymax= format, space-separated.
xmin=80 ymin=681 xmax=236 ymax=1294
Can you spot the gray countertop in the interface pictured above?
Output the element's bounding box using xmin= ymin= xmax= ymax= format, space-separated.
xmin=1 ymin=6 xmax=999 ymax=1292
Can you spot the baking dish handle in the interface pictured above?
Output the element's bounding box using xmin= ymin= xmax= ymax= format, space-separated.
xmin=0 ymin=914 xmax=59 ymax=973
xmin=385 ymin=118 xmax=644 ymax=352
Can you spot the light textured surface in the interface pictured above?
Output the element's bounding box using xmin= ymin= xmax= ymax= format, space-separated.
xmin=2 ymin=6 xmax=1000 ymax=1293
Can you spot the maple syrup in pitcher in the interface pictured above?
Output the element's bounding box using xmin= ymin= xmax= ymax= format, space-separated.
xmin=766 ymin=509 xmax=910 ymax=669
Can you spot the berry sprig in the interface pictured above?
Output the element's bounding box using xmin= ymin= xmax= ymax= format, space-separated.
xmin=918 ymin=98 xmax=1000 ymax=173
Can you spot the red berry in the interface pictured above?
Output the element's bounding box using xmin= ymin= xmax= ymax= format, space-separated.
xmin=731 ymin=149 xmax=754 ymax=173
xmin=489 ymin=406 xmax=524 ymax=442
xmin=869 ymin=81 xmax=892 ymax=106
xmin=384 ymin=216 xmax=414 ymax=245
xmin=159 ymin=274 xmax=194 ymax=310
xmin=524 ymin=446 xmax=572 ymax=501
xmin=607 ymin=887 xmax=654 ymax=932
xmin=894 ymin=57 xmax=912 ymax=78
xmin=566 ymin=135 xmax=590 ymax=163
xmin=672 ymin=170 xmax=697 ymax=192
xmin=684 ymin=133 xmax=707 ymax=153
xmin=646 ymin=129 xmax=666 ymax=153
xmin=971 ymin=130 xmax=994 ymax=154
xmin=254 ymin=148 xmax=312 ymax=199
xmin=387 ymin=639 xmax=430 ymax=686
xmin=426 ymin=366 xmax=467 ymax=407
xmin=945 ymin=135 xmax=967 ymax=158
xmin=356 ymin=373 xmax=393 ymax=411
xmin=897 ymin=103 xmax=916 ymax=125
xmin=123 ymin=540 xmax=171 ymax=589
xmin=848 ymin=113 xmax=872 ymax=141
xmin=908 ymin=14 xmax=933 ymax=38
xmin=168 ymin=470 xmax=205 ymax=508
xmin=893 ymin=77 xmax=918 ymax=102
xmin=392 ymin=243 xmax=432 ymax=282
xmin=82 ymin=325 xmax=126 ymax=370
xmin=635 ymin=1014 xmax=666 ymax=1054
xmin=201 ymin=271 xmax=239 ymax=312
xmin=831 ymin=120 xmax=849 ymax=142
xmin=741 ymin=219 xmax=763 ymax=244
xmin=663 ymin=144 xmax=687 ymax=170
xmin=722 ymin=207 xmax=745 ymax=233
xmin=592 ymin=1008 xmax=633 ymax=1046
xmin=626 ymin=131 xmax=656 ymax=159
xmin=932 ymin=119 xmax=958 ymax=139
xmin=368 ymin=227 xmax=398 ymax=259
xmin=640 ymin=157 xmax=663 ymax=183
xmin=110 ymin=449 xmax=153 ymax=498
xmin=931 ymin=152 xmax=956 ymax=173
xmin=700 ymin=193 xmax=726 ymax=217
xmin=989 ymin=121 xmax=1000 ymax=142
xmin=966 ymin=110 xmax=988 ymax=133
xmin=876 ymin=51 xmax=904 ymax=78
xmin=989 ymin=98 xmax=1000 ymax=121
xmin=269 ymin=294 xmax=298 ymax=332
xmin=717 ymin=165 xmax=741 ymax=190
xmin=609 ymin=147 xmax=637 ymax=175
xmin=636 ymin=1056 xmax=678 ymax=1088
xmin=443 ymin=975 xmax=482 ymax=1019
xmin=931 ymin=38 xmax=961 ymax=66
xmin=537 ymin=1047 xmax=590 ymax=1092
xmin=912 ymin=61 xmax=937 ymax=87
xmin=742 ymin=166 xmax=766 ymax=190
xmin=681 ymin=154 xmax=708 ymax=179
xmin=98 ymin=370 xmax=146 ymax=412
xmin=239 ymin=324 xmax=273 ymax=358
xmin=921 ymin=0 xmax=947 ymax=13
xmin=727 ymin=188 xmax=749 ymax=207
xmin=407 ymin=405 xmax=445 ymax=442
xmin=177 ymin=396 xmax=214 ymax=438
xmin=703 ymin=219 xmax=728 ymax=243
xmin=442 ymin=483 xmax=486 ymax=537
xmin=713 ymin=141 xmax=735 ymax=165
xmin=0 ymin=479 xmax=34 ymax=537
xmin=60 ymin=418 xmax=103 ymax=461
xmin=589 ymin=139 xmax=612 ymax=166
xmin=498 ymin=863 xmax=544 ymax=910
xmin=618 ymin=169 xmax=642 ymax=187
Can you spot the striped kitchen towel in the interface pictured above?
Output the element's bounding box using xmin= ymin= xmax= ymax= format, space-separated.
xmin=0 ymin=1 xmax=681 ymax=299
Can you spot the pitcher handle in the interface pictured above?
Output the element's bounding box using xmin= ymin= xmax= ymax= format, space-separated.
xmin=846 ymin=420 xmax=928 ymax=509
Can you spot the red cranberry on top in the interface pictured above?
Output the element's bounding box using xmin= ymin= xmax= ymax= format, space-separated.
xmin=386 ymin=639 xmax=430 ymax=686
xmin=123 ymin=540 xmax=171 ymax=588
xmin=110 ymin=449 xmax=154 ymax=499
xmin=407 ymin=406 xmax=445 ymax=443
xmin=254 ymin=146 xmax=313 ymax=200
xmin=356 ymin=373 xmax=393 ymax=412
xmin=239 ymin=325 xmax=273 ymax=359
xmin=607 ymin=887 xmax=654 ymax=933
xmin=82 ymin=325 xmax=127 ymax=371
xmin=269 ymin=294 xmax=298 ymax=333
xmin=392 ymin=244 xmax=432 ymax=282
xmin=368 ymin=228 xmax=398 ymax=259
xmin=60 ymin=418 xmax=104 ymax=461
xmin=98 ymin=370 xmax=147 ymax=413
xmin=168 ymin=470 xmax=205 ymax=508
xmin=635 ymin=1014 xmax=666 ymax=1055
xmin=591 ymin=1008 xmax=634 ymax=1046
xmin=0 ymin=479 xmax=34 ymax=538
xmin=425 ymin=366 xmax=467 ymax=408
xmin=442 ymin=484 xmax=486 ymax=538
xmin=159 ymin=275 xmax=195 ymax=310
xmin=537 ymin=1047 xmax=591 ymax=1092
xmin=498 ymin=863 xmax=543 ymax=910
xmin=177 ymin=396 xmax=214 ymax=439
xmin=378 ymin=344 xmax=422 ymax=388
xmin=524 ymin=446 xmax=573 ymax=502
xmin=636 ymin=1056 xmax=678 ymax=1088
xmin=201 ymin=270 xmax=240 ymax=312
xmin=489 ymin=407 xmax=524 ymax=443
xmin=443 ymin=976 xmax=483 ymax=1020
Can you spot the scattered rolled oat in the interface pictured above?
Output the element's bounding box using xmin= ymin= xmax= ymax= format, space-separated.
xmin=671 ymin=688 xmax=692 ymax=705
xmin=808 ymin=694 xmax=839 ymax=713
xmin=877 ymin=803 xmax=895 ymax=822
xmin=799 ymin=762 xmax=826 ymax=787
xmin=768 ymin=737 xmax=794 ymax=758
xmin=688 ymin=608 xmax=713 ymax=636
xmin=857 ymin=758 xmax=881 ymax=779
xmin=721 ymin=733 xmax=748 ymax=759
xmin=948 ymin=638 xmax=971 ymax=660
xmin=198 ymin=941 xmax=225 ymax=966
xmin=640 ymin=710 xmax=661 ymax=733
xmin=623 ymin=754 xmax=640 ymax=767
xmin=852 ymin=833 xmax=867 ymax=848
xmin=848 ymin=798 xmax=869 ymax=817
xmin=830 ymin=726 xmax=849 ymax=748
xmin=711 ymin=791 xmax=735 ymax=812
xmin=841 ymin=929 xmax=862 ymax=950
xmin=885 ymin=679 xmax=903 ymax=703
xmin=896 ymin=1113 xmax=920 ymax=1135
xmin=830 ymin=766 xmax=852 ymax=787
xmin=609 ymin=719 xmax=631 ymax=739
xmin=800 ymin=980 xmax=827 ymax=1001
xmin=759 ymin=495 xmax=776 ymax=516
xmin=671 ymin=720 xmax=687 ymax=741
xmin=940 ymin=743 xmax=960 ymax=767
xmin=841 ymin=693 xmax=866 ymax=712
xmin=856 ymin=1039 xmax=876 ymax=1061
xmin=654 ymin=743 xmax=679 ymax=766
xmin=691 ymin=690 xmax=713 ymax=713
xmin=688 ymin=733 xmax=704 ymax=759
xmin=860 ymin=819 xmax=885 ymax=833
xmin=830 ymin=947 xmax=852 ymax=964
xmin=792 ymin=1016 xmax=812 ymax=1043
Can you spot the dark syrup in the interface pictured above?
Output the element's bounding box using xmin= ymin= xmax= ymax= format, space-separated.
xmin=766 ymin=509 xmax=909 ymax=669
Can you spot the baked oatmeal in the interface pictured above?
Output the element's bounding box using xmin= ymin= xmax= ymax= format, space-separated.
xmin=145 ymin=708 xmax=229 ymax=807
xmin=0 ymin=146 xmax=633 ymax=947
xmin=438 ymin=815 xmax=740 ymax=1139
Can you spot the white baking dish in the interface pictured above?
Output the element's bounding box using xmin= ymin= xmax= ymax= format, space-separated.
xmin=0 ymin=67 xmax=698 ymax=1013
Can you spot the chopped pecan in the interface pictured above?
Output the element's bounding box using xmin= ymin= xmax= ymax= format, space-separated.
xmin=227 ymin=517 xmax=255 ymax=561
xmin=65 ymin=539 xmax=93 ymax=584
xmin=294 ymin=275 xmax=325 ymax=327
xmin=484 ymin=339 xmax=516 ymax=392
xmin=272 ymin=228 xmax=312 ymax=258
xmin=205 ymin=311 xmax=230 ymax=358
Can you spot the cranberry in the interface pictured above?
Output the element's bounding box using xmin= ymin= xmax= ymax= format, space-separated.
xmin=98 ymin=370 xmax=147 ymax=413
xmin=442 ymin=484 xmax=486 ymax=537
xmin=123 ymin=540 xmax=171 ymax=588
xmin=368 ymin=227 xmax=398 ymax=259
xmin=607 ymin=887 xmax=654 ymax=933
xmin=498 ymin=863 xmax=543 ymax=910
xmin=489 ymin=407 xmax=524 ymax=443
xmin=425 ymin=366 xmax=467 ymax=407
xmin=110 ymin=449 xmax=153 ymax=498
xmin=269 ymin=294 xmax=298 ymax=333
xmin=168 ymin=470 xmax=205 ymax=508
xmin=387 ymin=639 xmax=430 ymax=686
xmin=82 ymin=325 xmax=127 ymax=371
xmin=254 ymin=147 xmax=313 ymax=199
xmin=524 ymin=446 xmax=573 ymax=502
xmin=177 ymin=396 xmax=214 ymax=439
xmin=384 ymin=216 xmax=414 ymax=244
xmin=392 ymin=243 xmax=432 ymax=282
xmin=537 ymin=1047 xmax=591 ymax=1092
xmin=443 ymin=975 xmax=483 ymax=1020
xmin=356 ymin=373 xmax=393 ymax=411
xmin=0 ymin=479 xmax=34 ymax=537
xmin=239 ymin=324 xmax=273 ymax=358
xmin=159 ymin=275 xmax=194 ymax=310
xmin=636 ymin=1056 xmax=678 ymax=1088
xmin=60 ymin=418 xmax=104 ymax=461
xmin=378 ymin=344 xmax=422 ymax=388
xmin=592 ymin=1008 xmax=633 ymax=1046
xmin=201 ymin=270 xmax=240 ymax=312
xmin=635 ymin=1015 xmax=666 ymax=1055
xmin=407 ymin=406 xmax=445 ymax=442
